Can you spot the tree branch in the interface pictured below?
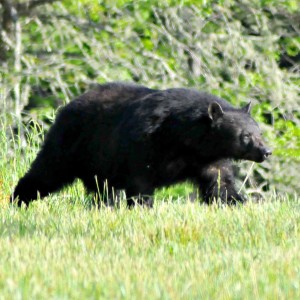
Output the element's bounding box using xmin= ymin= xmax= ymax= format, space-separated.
xmin=0 ymin=0 xmax=18 ymax=31
xmin=17 ymin=0 xmax=61 ymax=16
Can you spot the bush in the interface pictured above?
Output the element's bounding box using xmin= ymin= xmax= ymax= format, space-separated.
xmin=1 ymin=0 xmax=299 ymax=195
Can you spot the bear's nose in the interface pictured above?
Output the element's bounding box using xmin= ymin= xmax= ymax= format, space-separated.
xmin=263 ymin=149 xmax=272 ymax=159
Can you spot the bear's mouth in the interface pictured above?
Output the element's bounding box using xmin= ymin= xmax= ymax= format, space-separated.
xmin=254 ymin=156 xmax=266 ymax=163
xmin=243 ymin=148 xmax=272 ymax=163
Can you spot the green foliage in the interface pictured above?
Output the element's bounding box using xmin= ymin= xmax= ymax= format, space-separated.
xmin=1 ymin=0 xmax=299 ymax=194
xmin=273 ymin=120 xmax=300 ymax=160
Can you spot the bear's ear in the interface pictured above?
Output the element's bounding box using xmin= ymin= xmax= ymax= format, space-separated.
xmin=208 ymin=102 xmax=224 ymax=121
xmin=242 ymin=101 xmax=252 ymax=114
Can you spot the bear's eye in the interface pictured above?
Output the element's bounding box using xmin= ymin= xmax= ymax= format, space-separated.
xmin=242 ymin=133 xmax=251 ymax=144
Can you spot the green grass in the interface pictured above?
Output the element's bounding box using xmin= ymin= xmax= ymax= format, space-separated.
xmin=1 ymin=124 xmax=300 ymax=299
xmin=0 ymin=195 xmax=299 ymax=299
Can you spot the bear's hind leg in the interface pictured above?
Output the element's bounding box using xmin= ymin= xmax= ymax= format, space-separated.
xmin=11 ymin=151 xmax=76 ymax=207
xmin=11 ymin=173 xmax=74 ymax=207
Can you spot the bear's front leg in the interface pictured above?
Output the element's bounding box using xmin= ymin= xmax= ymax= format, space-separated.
xmin=195 ymin=159 xmax=245 ymax=205
xmin=125 ymin=176 xmax=155 ymax=208
xmin=126 ymin=195 xmax=154 ymax=208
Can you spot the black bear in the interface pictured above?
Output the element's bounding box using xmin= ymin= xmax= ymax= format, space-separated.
xmin=11 ymin=82 xmax=271 ymax=207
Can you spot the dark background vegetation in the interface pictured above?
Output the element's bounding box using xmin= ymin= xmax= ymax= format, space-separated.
xmin=1 ymin=0 xmax=299 ymax=196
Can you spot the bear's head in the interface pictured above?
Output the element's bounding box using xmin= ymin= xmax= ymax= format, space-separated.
xmin=208 ymin=102 xmax=272 ymax=163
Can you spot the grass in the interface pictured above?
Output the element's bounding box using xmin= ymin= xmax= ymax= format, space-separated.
xmin=0 ymin=195 xmax=299 ymax=299
xmin=1 ymin=123 xmax=300 ymax=299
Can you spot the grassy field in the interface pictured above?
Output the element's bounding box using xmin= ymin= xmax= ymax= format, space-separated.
xmin=0 ymin=193 xmax=299 ymax=299
xmin=0 ymin=126 xmax=299 ymax=299
xmin=0 ymin=0 xmax=299 ymax=297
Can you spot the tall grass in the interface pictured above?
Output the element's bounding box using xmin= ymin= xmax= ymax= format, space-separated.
xmin=0 ymin=195 xmax=299 ymax=299
xmin=1 ymin=117 xmax=299 ymax=299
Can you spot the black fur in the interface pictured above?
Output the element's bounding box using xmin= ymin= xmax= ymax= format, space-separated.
xmin=11 ymin=82 xmax=271 ymax=207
